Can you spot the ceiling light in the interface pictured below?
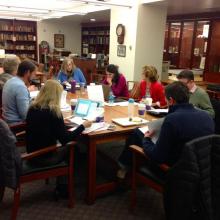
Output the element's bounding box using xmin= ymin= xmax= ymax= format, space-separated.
xmin=90 ymin=18 xmax=96 ymax=21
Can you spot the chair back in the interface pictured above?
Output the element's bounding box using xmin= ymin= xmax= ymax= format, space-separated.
xmin=128 ymin=81 xmax=140 ymax=100
xmin=164 ymin=135 xmax=220 ymax=220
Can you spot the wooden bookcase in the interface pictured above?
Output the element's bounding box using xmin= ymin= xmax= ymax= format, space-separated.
xmin=0 ymin=19 xmax=37 ymax=60
xmin=164 ymin=12 xmax=220 ymax=83
xmin=81 ymin=22 xmax=110 ymax=56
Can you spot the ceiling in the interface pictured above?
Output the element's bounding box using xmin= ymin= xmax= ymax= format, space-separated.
xmin=0 ymin=0 xmax=219 ymax=22
xmin=0 ymin=0 xmax=131 ymax=21
xmin=61 ymin=0 xmax=220 ymax=23
xmin=61 ymin=9 xmax=110 ymax=23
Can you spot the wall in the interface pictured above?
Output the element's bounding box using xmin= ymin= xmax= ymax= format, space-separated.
xmin=109 ymin=1 xmax=167 ymax=81
xmin=37 ymin=19 xmax=81 ymax=57
xmin=134 ymin=4 xmax=167 ymax=81
xmin=109 ymin=5 xmax=139 ymax=81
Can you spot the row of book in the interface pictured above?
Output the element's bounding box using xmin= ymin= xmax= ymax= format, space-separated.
xmin=4 ymin=44 xmax=35 ymax=50
xmin=82 ymin=30 xmax=110 ymax=35
xmin=0 ymin=25 xmax=35 ymax=32
xmin=82 ymin=37 xmax=109 ymax=45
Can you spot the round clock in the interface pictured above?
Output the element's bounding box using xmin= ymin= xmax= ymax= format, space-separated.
xmin=116 ymin=24 xmax=125 ymax=44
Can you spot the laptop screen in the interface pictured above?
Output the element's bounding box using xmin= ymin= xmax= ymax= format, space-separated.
xmin=74 ymin=99 xmax=91 ymax=117
xmin=74 ymin=99 xmax=99 ymax=118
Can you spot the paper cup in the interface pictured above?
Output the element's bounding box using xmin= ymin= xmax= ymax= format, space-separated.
xmin=138 ymin=103 xmax=145 ymax=116
xmin=70 ymin=99 xmax=77 ymax=111
xmin=145 ymin=98 xmax=152 ymax=110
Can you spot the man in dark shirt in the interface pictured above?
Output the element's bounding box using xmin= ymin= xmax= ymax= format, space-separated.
xmin=117 ymin=81 xmax=214 ymax=179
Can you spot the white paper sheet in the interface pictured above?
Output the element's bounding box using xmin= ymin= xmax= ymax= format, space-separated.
xmin=138 ymin=118 xmax=164 ymax=144
xmin=87 ymin=85 xmax=105 ymax=102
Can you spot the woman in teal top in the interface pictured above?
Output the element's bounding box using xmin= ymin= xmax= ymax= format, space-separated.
xmin=57 ymin=58 xmax=86 ymax=84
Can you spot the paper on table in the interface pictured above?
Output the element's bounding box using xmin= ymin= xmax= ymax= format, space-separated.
xmin=83 ymin=122 xmax=106 ymax=134
xmin=112 ymin=117 xmax=149 ymax=127
xmin=69 ymin=117 xmax=85 ymax=125
xmin=104 ymin=102 xmax=138 ymax=107
xmin=147 ymin=109 xmax=168 ymax=113
xmin=138 ymin=118 xmax=164 ymax=144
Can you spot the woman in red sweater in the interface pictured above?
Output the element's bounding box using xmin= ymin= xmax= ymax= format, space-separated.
xmin=139 ymin=65 xmax=166 ymax=107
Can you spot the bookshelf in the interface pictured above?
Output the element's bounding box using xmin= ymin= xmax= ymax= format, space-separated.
xmin=81 ymin=22 xmax=110 ymax=56
xmin=0 ymin=19 xmax=37 ymax=60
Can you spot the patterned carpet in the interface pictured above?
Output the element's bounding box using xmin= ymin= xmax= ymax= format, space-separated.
xmin=0 ymin=143 xmax=165 ymax=220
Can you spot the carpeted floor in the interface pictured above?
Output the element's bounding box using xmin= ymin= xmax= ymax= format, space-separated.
xmin=0 ymin=143 xmax=165 ymax=220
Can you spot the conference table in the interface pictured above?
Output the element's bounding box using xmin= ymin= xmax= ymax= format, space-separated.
xmin=64 ymin=92 xmax=157 ymax=205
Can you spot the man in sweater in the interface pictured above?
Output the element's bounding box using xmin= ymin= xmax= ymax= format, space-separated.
xmin=177 ymin=70 xmax=215 ymax=118
xmin=117 ymin=82 xmax=214 ymax=179
xmin=2 ymin=60 xmax=36 ymax=124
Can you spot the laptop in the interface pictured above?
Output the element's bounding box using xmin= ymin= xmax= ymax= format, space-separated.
xmin=74 ymin=99 xmax=100 ymax=120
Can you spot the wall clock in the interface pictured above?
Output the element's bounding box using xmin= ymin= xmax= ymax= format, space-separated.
xmin=116 ymin=24 xmax=125 ymax=44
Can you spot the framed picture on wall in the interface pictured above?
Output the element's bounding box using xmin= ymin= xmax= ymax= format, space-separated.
xmin=117 ymin=45 xmax=126 ymax=57
xmin=54 ymin=34 xmax=64 ymax=48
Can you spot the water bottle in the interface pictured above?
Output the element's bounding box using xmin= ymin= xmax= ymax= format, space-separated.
xmin=128 ymin=98 xmax=135 ymax=120
xmin=108 ymin=91 xmax=115 ymax=104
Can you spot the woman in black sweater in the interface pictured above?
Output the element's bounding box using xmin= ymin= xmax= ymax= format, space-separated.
xmin=26 ymin=80 xmax=91 ymax=195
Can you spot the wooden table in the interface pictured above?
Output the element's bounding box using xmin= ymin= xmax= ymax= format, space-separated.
xmin=65 ymin=92 xmax=156 ymax=204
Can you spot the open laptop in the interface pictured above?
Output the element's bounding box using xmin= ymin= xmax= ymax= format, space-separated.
xmin=74 ymin=99 xmax=99 ymax=119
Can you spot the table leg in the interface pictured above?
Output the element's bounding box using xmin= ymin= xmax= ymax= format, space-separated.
xmin=86 ymin=139 xmax=96 ymax=205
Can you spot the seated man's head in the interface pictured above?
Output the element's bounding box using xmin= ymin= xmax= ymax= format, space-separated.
xmin=165 ymin=81 xmax=189 ymax=107
xmin=17 ymin=60 xmax=37 ymax=85
xmin=142 ymin=65 xmax=159 ymax=83
xmin=3 ymin=56 xmax=20 ymax=76
xmin=177 ymin=70 xmax=195 ymax=91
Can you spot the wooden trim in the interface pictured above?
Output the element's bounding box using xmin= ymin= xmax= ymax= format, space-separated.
xmin=190 ymin=21 xmax=198 ymax=68
xmin=204 ymin=20 xmax=213 ymax=80
xmin=178 ymin=21 xmax=184 ymax=68
xmin=167 ymin=12 xmax=220 ymax=21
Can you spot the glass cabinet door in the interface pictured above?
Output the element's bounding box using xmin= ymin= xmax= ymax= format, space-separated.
xmin=179 ymin=22 xmax=194 ymax=69
xmin=207 ymin=20 xmax=220 ymax=73
xmin=168 ymin=22 xmax=181 ymax=68
xmin=192 ymin=21 xmax=210 ymax=70
xmin=163 ymin=23 xmax=169 ymax=61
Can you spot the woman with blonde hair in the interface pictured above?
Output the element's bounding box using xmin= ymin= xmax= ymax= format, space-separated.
xmin=139 ymin=65 xmax=166 ymax=107
xmin=57 ymin=58 xmax=86 ymax=85
xmin=26 ymin=80 xmax=91 ymax=196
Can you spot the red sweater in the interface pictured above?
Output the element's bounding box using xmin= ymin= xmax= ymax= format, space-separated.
xmin=139 ymin=80 xmax=166 ymax=106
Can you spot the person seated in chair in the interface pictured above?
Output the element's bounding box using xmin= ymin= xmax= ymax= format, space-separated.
xmin=103 ymin=64 xmax=129 ymax=98
xmin=57 ymin=58 xmax=86 ymax=85
xmin=117 ymin=82 xmax=214 ymax=179
xmin=139 ymin=65 xmax=166 ymax=107
xmin=0 ymin=56 xmax=20 ymax=90
xmin=2 ymin=60 xmax=36 ymax=124
xmin=177 ymin=70 xmax=215 ymax=118
xmin=26 ymin=80 xmax=92 ymax=196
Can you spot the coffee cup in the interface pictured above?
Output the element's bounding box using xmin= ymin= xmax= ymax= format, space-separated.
xmin=145 ymin=97 xmax=153 ymax=110
xmin=70 ymin=99 xmax=77 ymax=111
xmin=138 ymin=103 xmax=145 ymax=116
